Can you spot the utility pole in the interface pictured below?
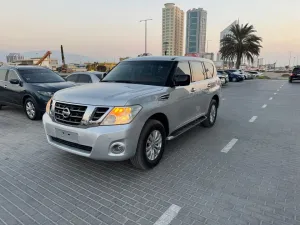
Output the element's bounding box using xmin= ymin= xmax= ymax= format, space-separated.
xmin=288 ymin=51 xmax=292 ymax=68
xmin=140 ymin=19 xmax=152 ymax=54
xmin=206 ymin=40 xmax=212 ymax=53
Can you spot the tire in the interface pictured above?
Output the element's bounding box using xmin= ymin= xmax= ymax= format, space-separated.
xmin=289 ymin=78 xmax=292 ymax=83
xmin=202 ymin=99 xmax=218 ymax=128
xmin=232 ymin=77 xmax=237 ymax=82
xmin=130 ymin=119 xmax=166 ymax=170
xmin=24 ymin=98 xmax=41 ymax=120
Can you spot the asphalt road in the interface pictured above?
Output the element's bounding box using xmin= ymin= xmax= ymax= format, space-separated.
xmin=0 ymin=79 xmax=300 ymax=225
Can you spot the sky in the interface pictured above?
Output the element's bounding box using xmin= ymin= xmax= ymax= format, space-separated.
xmin=0 ymin=0 xmax=299 ymax=66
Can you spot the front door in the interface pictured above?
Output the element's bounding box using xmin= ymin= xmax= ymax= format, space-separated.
xmin=5 ymin=69 xmax=24 ymax=106
xmin=167 ymin=61 xmax=196 ymax=131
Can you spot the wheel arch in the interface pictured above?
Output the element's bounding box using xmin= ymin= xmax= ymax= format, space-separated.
xmin=212 ymin=95 xmax=219 ymax=108
xmin=146 ymin=113 xmax=169 ymax=136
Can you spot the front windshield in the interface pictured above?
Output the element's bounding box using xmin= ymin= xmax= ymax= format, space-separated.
xmin=18 ymin=68 xmax=65 ymax=83
xmin=102 ymin=61 xmax=174 ymax=86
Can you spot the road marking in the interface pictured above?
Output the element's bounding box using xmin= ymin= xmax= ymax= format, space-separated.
xmin=249 ymin=116 xmax=257 ymax=123
xmin=262 ymin=104 xmax=267 ymax=109
xmin=153 ymin=204 xmax=181 ymax=225
xmin=274 ymin=93 xmax=277 ymax=95
xmin=269 ymin=97 xmax=273 ymax=100
xmin=222 ymin=98 xmax=226 ymax=101
xmin=277 ymin=89 xmax=280 ymax=91
xmin=221 ymin=138 xmax=238 ymax=153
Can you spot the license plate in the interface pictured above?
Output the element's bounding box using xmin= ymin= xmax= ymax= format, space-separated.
xmin=55 ymin=128 xmax=78 ymax=143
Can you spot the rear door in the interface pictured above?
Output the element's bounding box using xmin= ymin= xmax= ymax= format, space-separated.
xmin=0 ymin=68 xmax=8 ymax=104
xmin=189 ymin=61 xmax=208 ymax=117
xmin=5 ymin=69 xmax=24 ymax=105
xmin=203 ymin=61 xmax=219 ymax=113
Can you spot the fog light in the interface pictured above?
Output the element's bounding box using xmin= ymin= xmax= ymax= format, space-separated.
xmin=110 ymin=142 xmax=126 ymax=154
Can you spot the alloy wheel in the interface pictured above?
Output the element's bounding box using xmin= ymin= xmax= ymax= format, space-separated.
xmin=145 ymin=130 xmax=162 ymax=161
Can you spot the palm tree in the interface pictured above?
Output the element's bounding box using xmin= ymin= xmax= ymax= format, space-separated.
xmin=220 ymin=23 xmax=262 ymax=69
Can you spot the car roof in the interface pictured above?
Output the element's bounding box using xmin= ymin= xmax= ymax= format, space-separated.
xmin=70 ymin=71 xmax=104 ymax=75
xmin=124 ymin=56 xmax=214 ymax=63
xmin=0 ymin=65 xmax=46 ymax=70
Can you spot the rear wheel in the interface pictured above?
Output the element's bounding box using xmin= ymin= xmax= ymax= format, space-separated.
xmin=289 ymin=78 xmax=293 ymax=83
xmin=24 ymin=98 xmax=41 ymax=120
xmin=130 ymin=119 xmax=166 ymax=170
xmin=202 ymin=99 xmax=218 ymax=128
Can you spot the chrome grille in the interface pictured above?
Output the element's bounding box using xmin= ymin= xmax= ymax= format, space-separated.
xmin=54 ymin=102 xmax=87 ymax=125
xmin=91 ymin=107 xmax=109 ymax=121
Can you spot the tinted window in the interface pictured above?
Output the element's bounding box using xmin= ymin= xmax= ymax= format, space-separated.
xmin=0 ymin=69 xmax=7 ymax=81
xmin=7 ymin=70 xmax=18 ymax=81
xmin=102 ymin=61 xmax=174 ymax=86
xmin=190 ymin=61 xmax=205 ymax=82
xmin=174 ymin=62 xmax=191 ymax=76
xmin=293 ymin=68 xmax=300 ymax=74
xmin=66 ymin=74 xmax=78 ymax=82
xmin=203 ymin=62 xmax=215 ymax=78
xmin=18 ymin=68 xmax=65 ymax=83
xmin=78 ymin=74 xmax=92 ymax=83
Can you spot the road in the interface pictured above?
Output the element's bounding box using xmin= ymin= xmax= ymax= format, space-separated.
xmin=0 ymin=79 xmax=300 ymax=225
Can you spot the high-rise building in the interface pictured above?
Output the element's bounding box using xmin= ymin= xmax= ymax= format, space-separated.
xmin=220 ymin=20 xmax=238 ymax=44
xmin=185 ymin=8 xmax=207 ymax=55
xmin=162 ymin=3 xmax=184 ymax=56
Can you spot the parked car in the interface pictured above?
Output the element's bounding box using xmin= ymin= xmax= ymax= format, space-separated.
xmin=239 ymin=70 xmax=253 ymax=79
xmin=289 ymin=66 xmax=300 ymax=83
xmin=227 ymin=69 xmax=245 ymax=80
xmin=217 ymin=71 xmax=228 ymax=85
xmin=65 ymin=71 xmax=106 ymax=84
xmin=246 ymin=71 xmax=262 ymax=77
xmin=0 ymin=66 xmax=75 ymax=120
xmin=43 ymin=56 xmax=221 ymax=169
xmin=225 ymin=70 xmax=244 ymax=82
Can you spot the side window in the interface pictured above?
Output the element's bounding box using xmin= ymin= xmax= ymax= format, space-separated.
xmin=66 ymin=74 xmax=78 ymax=82
xmin=7 ymin=70 xmax=19 ymax=81
xmin=190 ymin=61 xmax=205 ymax=82
xmin=78 ymin=74 xmax=92 ymax=83
xmin=174 ymin=62 xmax=191 ymax=76
xmin=0 ymin=69 xmax=8 ymax=81
xmin=203 ymin=62 xmax=215 ymax=79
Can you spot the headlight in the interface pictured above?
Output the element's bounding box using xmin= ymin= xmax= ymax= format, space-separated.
xmin=101 ymin=105 xmax=142 ymax=125
xmin=38 ymin=91 xmax=54 ymax=97
xmin=46 ymin=98 xmax=53 ymax=115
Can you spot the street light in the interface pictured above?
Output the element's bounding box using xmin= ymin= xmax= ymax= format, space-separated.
xmin=206 ymin=40 xmax=212 ymax=53
xmin=140 ymin=19 xmax=152 ymax=54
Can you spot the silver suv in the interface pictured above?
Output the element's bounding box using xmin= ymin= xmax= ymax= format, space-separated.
xmin=43 ymin=56 xmax=221 ymax=169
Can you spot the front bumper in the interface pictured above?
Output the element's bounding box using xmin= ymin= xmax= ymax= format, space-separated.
xmin=43 ymin=113 xmax=141 ymax=161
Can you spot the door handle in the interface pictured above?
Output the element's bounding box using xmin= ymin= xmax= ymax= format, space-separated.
xmin=207 ymin=84 xmax=211 ymax=88
xmin=4 ymin=85 xmax=7 ymax=89
xmin=191 ymin=88 xmax=196 ymax=93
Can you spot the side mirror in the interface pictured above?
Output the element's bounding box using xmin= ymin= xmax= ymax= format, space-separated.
xmin=9 ymin=79 xmax=20 ymax=85
xmin=174 ymin=74 xmax=190 ymax=86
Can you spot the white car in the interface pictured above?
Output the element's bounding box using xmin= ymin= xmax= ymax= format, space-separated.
xmin=65 ymin=72 xmax=106 ymax=85
xmin=246 ymin=71 xmax=263 ymax=77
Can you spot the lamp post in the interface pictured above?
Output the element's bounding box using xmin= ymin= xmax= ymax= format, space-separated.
xmin=206 ymin=40 xmax=212 ymax=53
xmin=140 ymin=19 xmax=152 ymax=54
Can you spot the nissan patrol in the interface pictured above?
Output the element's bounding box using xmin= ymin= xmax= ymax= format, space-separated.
xmin=43 ymin=56 xmax=221 ymax=169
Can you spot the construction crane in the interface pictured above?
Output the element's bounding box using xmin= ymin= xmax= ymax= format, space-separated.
xmin=57 ymin=45 xmax=72 ymax=73
xmin=35 ymin=51 xmax=52 ymax=65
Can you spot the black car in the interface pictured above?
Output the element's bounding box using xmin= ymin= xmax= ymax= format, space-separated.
xmin=224 ymin=70 xmax=244 ymax=82
xmin=0 ymin=66 xmax=75 ymax=120
xmin=289 ymin=67 xmax=300 ymax=83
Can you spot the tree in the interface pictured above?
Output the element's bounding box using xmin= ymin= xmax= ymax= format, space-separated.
xmin=220 ymin=23 xmax=262 ymax=69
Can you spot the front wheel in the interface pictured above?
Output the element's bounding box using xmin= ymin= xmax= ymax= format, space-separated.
xmin=130 ymin=120 xmax=166 ymax=170
xmin=24 ymin=98 xmax=41 ymax=120
xmin=202 ymin=99 xmax=218 ymax=128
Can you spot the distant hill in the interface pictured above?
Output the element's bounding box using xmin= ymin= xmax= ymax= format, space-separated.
xmin=0 ymin=50 xmax=99 ymax=65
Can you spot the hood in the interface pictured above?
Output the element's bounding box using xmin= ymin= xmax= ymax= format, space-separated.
xmin=31 ymin=82 xmax=75 ymax=92
xmin=54 ymin=82 xmax=164 ymax=106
